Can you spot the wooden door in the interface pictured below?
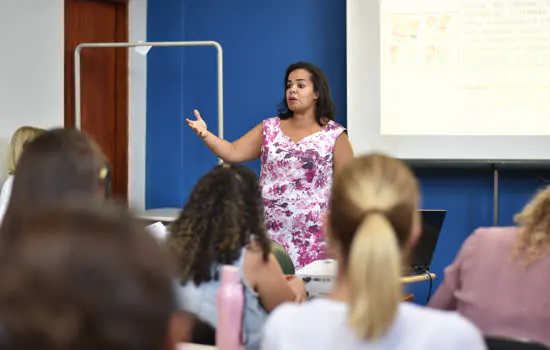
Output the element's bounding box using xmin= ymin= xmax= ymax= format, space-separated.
xmin=64 ymin=0 xmax=129 ymax=201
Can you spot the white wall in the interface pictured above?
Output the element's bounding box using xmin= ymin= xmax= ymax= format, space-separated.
xmin=0 ymin=0 xmax=64 ymax=181
xmin=0 ymin=0 xmax=147 ymax=210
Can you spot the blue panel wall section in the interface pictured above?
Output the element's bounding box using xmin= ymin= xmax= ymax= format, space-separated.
xmin=148 ymin=0 xmax=347 ymax=205
xmin=408 ymin=168 xmax=548 ymax=304
xmin=146 ymin=0 xmax=186 ymax=208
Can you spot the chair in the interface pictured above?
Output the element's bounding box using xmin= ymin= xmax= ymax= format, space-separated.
xmin=189 ymin=315 xmax=216 ymax=346
xmin=485 ymin=335 xmax=549 ymax=350
xmin=270 ymin=240 xmax=295 ymax=275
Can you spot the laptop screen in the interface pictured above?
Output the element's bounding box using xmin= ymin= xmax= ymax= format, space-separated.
xmin=409 ymin=210 xmax=446 ymax=272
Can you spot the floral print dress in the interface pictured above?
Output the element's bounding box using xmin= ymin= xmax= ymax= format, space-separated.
xmin=259 ymin=117 xmax=346 ymax=269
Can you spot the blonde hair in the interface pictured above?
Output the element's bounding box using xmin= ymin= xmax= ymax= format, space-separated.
xmin=513 ymin=185 xmax=550 ymax=265
xmin=6 ymin=126 xmax=45 ymax=175
xmin=329 ymin=153 xmax=420 ymax=340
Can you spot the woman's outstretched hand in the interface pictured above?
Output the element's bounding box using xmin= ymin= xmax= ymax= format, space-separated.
xmin=186 ymin=109 xmax=208 ymax=139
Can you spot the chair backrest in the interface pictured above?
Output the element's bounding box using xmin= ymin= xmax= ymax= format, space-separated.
xmin=270 ymin=240 xmax=295 ymax=275
xmin=189 ymin=315 xmax=216 ymax=346
xmin=485 ymin=335 xmax=550 ymax=350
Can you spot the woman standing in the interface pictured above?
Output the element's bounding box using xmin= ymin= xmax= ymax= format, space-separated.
xmin=186 ymin=62 xmax=354 ymax=269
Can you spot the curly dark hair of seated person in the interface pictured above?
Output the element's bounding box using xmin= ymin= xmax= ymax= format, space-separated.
xmin=168 ymin=163 xmax=271 ymax=286
xmin=0 ymin=200 xmax=176 ymax=350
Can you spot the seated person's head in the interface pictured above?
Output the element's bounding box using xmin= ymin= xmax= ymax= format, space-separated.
xmin=327 ymin=153 xmax=421 ymax=340
xmin=0 ymin=201 xmax=189 ymax=350
xmin=514 ymin=185 xmax=550 ymax=264
xmin=168 ymin=163 xmax=271 ymax=285
xmin=0 ymin=128 xmax=108 ymax=241
xmin=6 ymin=126 xmax=45 ymax=175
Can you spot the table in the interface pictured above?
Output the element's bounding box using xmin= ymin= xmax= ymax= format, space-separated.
xmin=296 ymin=259 xmax=435 ymax=284
xmin=137 ymin=208 xmax=180 ymax=223
xmin=402 ymin=273 xmax=436 ymax=284
xmin=295 ymin=260 xmax=436 ymax=298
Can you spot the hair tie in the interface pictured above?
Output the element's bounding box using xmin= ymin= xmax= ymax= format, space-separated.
xmin=362 ymin=208 xmax=387 ymax=219
xmin=99 ymin=167 xmax=108 ymax=180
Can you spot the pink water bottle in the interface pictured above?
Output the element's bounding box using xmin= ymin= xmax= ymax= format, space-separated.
xmin=216 ymin=265 xmax=244 ymax=350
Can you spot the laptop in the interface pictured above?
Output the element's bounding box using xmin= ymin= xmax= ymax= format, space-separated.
xmin=405 ymin=209 xmax=446 ymax=275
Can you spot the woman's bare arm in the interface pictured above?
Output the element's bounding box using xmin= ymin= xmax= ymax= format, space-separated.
xmin=186 ymin=109 xmax=263 ymax=163
xmin=333 ymin=133 xmax=354 ymax=175
xmin=243 ymin=250 xmax=306 ymax=311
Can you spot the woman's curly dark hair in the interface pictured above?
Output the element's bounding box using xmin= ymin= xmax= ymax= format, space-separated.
xmin=168 ymin=163 xmax=271 ymax=285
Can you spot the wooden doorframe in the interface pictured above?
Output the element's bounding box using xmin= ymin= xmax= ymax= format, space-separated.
xmin=64 ymin=0 xmax=129 ymax=201
xmin=113 ymin=1 xmax=129 ymax=202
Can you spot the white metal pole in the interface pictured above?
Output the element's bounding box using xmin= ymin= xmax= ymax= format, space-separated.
xmin=74 ymin=41 xmax=224 ymax=163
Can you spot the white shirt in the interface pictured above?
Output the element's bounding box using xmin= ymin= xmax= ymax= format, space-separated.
xmin=262 ymin=299 xmax=486 ymax=350
xmin=0 ymin=175 xmax=13 ymax=226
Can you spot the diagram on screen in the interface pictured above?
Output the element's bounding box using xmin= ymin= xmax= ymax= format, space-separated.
xmin=386 ymin=12 xmax=458 ymax=69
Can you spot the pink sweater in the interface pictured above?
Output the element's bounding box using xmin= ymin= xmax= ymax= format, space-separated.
xmin=429 ymin=227 xmax=550 ymax=346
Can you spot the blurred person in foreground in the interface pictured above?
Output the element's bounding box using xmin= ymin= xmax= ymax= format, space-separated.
xmin=0 ymin=201 xmax=191 ymax=350
xmin=262 ymin=153 xmax=485 ymax=350
xmin=0 ymin=126 xmax=45 ymax=225
xmin=430 ymin=185 xmax=550 ymax=346
xmin=0 ymin=128 xmax=108 ymax=245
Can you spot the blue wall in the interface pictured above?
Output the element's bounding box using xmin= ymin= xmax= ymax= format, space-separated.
xmin=147 ymin=0 xmax=347 ymax=208
xmin=147 ymin=0 xmax=186 ymax=208
xmin=147 ymin=1 xmax=549 ymax=305
xmin=407 ymin=168 xmax=547 ymax=304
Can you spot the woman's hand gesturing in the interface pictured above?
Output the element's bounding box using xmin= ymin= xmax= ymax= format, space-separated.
xmin=186 ymin=109 xmax=208 ymax=139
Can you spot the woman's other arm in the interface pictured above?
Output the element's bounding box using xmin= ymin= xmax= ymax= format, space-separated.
xmin=333 ymin=133 xmax=354 ymax=175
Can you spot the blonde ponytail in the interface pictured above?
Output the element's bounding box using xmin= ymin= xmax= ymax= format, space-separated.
xmin=348 ymin=212 xmax=402 ymax=340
